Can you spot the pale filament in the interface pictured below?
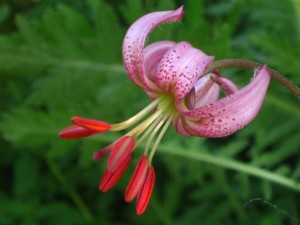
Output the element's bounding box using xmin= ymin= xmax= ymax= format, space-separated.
xmin=126 ymin=108 xmax=164 ymax=137
xmin=110 ymin=96 xmax=165 ymax=131
xmin=149 ymin=110 xmax=177 ymax=163
xmin=143 ymin=109 xmax=174 ymax=156
xmin=135 ymin=114 xmax=165 ymax=147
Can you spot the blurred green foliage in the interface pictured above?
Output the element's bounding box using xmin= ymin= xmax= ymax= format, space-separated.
xmin=0 ymin=0 xmax=299 ymax=224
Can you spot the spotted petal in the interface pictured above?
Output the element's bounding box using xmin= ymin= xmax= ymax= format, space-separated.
xmin=174 ymin=74 xmax=220 ymax=135
xmin=185 ymin=74 xmax=220 ymax=109
xmin=175 ymin=65 xmax=271 ymax=137
xmin=154 ymin=41 xmax=214 ymax=101
xmin=122 ymin=7 xmax=184 ymax=91
xmin=144 ymin=41 xmax=176 ymax=80
xmin=211 ymin=73 xmax=239 ymax=95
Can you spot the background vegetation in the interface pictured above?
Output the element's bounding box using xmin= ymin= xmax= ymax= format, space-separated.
xmin=0 ymin=0 xmax=299 ymax=224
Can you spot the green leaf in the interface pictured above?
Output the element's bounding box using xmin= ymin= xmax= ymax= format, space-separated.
xmin=0 ymin=0 xmax=300 ymax=224
xmin=13 ymin=155 xmax=39 ymax=199
xmin=0 ymin=4 xmax=10 ymax=25
xmin=39 ymin=202 xmax=86 ymax=225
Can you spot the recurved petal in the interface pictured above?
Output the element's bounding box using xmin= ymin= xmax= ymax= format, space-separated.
xmin=177 ymin=65 xmax=271 ymax=137
xmin=211 ymin=73 xmax=239 ymax=95
xmin=143 ymin=41 xmax=176 ymax=91
xmin=122 ymin=7 xmax=184 ymax=90
xmin=185 ymin=74 xmax=220 ymax=110
xmin=173 ymin=116 xmax=190 ymax=136
xmin=154 ymin=41 xmax=214 ymax=102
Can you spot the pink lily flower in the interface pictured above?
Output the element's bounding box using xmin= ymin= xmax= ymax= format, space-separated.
xmin=59 ymin=6 xmax=270 ymax=215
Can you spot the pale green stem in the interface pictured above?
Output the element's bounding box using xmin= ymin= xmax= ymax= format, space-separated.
xmin=158 ymin=145 xmax=300 ymax=192
xmin=205 ymin=59 xmax=300 ymax=99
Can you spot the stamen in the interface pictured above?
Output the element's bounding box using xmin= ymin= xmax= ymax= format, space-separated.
xmin=148 ymin=110 xmax=177 ymax=164
xmin=125 ymin=155 xmax=149 ymax=202
xmin=135 ymin=114 xmax=165 ymax=147
xmin=110 ymin=97 xmax=165 ymax=131
xmin=127 ymin=108 xmax=164 ymax=137
xmin=59 ymin=125 xmax=97 ymax=139
xmin=99 ymin=154 xmax=132 ymax=192
xmin=107 ymin=136 xmax=135 ymax=172
xmin=71 ymin=117 xmax=111 ymax=132
xmin=93 ymin=144 xmax=112 ymax=160
xmin=136 ymin=166 xmax=155 ymax=215
xmin=144 ymin=111 xmax=172 ymax=156
xmin=156 ymin=94 xmax=174 ymax=113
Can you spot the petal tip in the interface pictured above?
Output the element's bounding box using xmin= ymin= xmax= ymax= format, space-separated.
xmin=122 ymin=6 xmax=186 ymax=90
xmin=175 ymin=6 xmax=184 ymax=19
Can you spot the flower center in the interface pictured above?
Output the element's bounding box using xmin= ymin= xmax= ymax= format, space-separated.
xmin=110 ymin=94 xmax=178 ymax=163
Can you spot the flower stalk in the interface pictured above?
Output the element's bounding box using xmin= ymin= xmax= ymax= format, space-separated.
xmin=206 ymin=59 xmax=300 ymax=99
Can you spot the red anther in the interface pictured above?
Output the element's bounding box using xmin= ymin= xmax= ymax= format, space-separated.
xmin=136 ymin=166 xmax=155 ymax=215
xmin=99 ymin=154 xmax=132 ymax=192
xmin=71 ymin=116 xmax=111 ymax=132
xmin=125 ymin=156 xmax=148 ymax=202
xmin=107 ymin=136 xmax=135 ymax=172
xmin=59 ymin=125 xmax=97 ymax=139
xmin=93 ymin=145 xmax=112 ymax=161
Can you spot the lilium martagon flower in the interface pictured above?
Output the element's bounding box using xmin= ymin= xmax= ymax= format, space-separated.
xmin=59 ymin=6 xmax=271 ymax=215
